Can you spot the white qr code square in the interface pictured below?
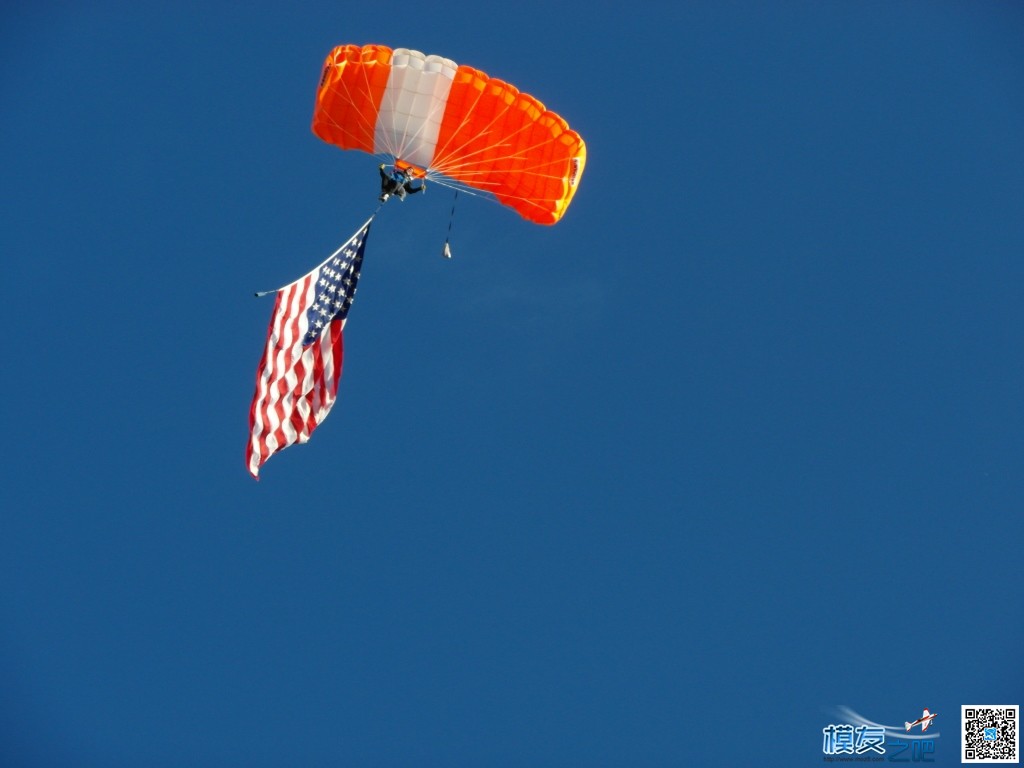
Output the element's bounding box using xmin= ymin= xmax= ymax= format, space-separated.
xmin=963 ymin=705 xmax=1019 ymax=763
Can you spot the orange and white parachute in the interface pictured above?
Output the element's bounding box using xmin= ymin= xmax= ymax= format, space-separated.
xmin=311 ymin=44 xmax=586 ymax=225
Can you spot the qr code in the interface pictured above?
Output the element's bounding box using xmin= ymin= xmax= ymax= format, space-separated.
xmin=963 ymin=705 xmax=1019 ymax=763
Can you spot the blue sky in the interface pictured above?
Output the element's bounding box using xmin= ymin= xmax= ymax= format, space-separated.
xmin=2 ymin=2 xmax=1022 ymax=766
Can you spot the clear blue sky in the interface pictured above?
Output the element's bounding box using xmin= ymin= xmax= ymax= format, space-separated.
xmin=2 ymin=2 xmax=1022 ymax=766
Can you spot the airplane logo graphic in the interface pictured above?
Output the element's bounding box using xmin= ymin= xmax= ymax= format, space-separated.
xmin=905 ymin=709 xmax=937 ymax=732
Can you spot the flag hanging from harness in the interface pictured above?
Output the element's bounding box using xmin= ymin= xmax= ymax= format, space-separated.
xmin=246 ymin=218 xmax=371 ymax=478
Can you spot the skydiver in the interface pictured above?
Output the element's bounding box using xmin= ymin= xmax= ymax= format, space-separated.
xmin=378 ymin=164 xmax=426 ymax=203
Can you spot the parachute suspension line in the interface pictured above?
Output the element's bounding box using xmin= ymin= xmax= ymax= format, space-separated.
xmin=430 ymin=80 xmax=520 ymax=173
xmin=425 ymin=174 xmax=547 ymax=221
xmin=442 ymin=189 xmax=459 ymax=259
xmin=426 ymin=173 xmax=547 ymax=218
xmin=424 ymin=173 xmax=484 ymax=199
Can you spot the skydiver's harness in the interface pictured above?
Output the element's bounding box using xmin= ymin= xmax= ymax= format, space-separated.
xmin=379 ymin=166 xmax=424 ymax=202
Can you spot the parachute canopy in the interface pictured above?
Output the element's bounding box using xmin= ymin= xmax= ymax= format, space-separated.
xmin=311 ymin=44 xmax=586 ymax=225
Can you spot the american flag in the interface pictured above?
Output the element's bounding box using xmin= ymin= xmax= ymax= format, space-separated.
xmin=246 ymin=218 xmax=371 ymax=479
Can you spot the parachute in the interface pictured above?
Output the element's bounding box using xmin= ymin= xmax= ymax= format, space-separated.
xmin=311 ymin=44 xmax=586 ymax=225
